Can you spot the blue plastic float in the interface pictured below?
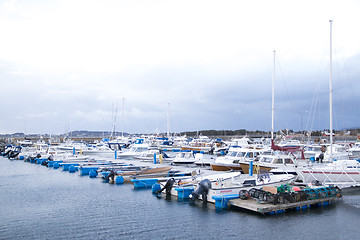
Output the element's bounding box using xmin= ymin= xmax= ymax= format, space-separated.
xmin=174 ymin=186 xmax=194 ymax=199
xmin=131 ymin=178 xmax=158 ymax=188
xmin=212 ymin=194 xmax=239 ymax=209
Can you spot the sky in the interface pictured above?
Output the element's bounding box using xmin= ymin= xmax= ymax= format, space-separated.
xmin=1 ymin=0 xmax=360 ymax=135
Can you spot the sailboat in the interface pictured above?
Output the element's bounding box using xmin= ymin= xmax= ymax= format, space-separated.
xmin=296 ymin=20 xmax=360 ymax=188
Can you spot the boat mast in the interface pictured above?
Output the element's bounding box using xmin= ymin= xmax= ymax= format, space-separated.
xmin=122 ymin=97 xmax=125 ymax=138
xmin=271 ymin=50 xmax=276 ymax=140
xmin=329 ymin=20 xmax=333 ymax=160
xmin=167 ymin=103 xmax=171 ymax=138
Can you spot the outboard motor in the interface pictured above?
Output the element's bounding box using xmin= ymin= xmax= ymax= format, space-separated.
xmin=156 ymin=178 xmax=175 ymax=195
xmin=8 ymin=150 xmax=20 ymax=159
xmin=108 ymin=169 xmax=116 ymax=183
xmin=190 ymin=179 xmax=211 ymax=202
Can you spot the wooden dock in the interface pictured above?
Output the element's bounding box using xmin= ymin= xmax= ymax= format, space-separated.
xmin=229 ymin=197 xmax=338 ymax=215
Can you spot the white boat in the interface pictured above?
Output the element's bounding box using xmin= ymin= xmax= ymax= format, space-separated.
xmin=296 ymin=21 xmax=360 ymax=189
xmin=17 ymin=139 xmax=33 ymax=146
xmin=347 ymin=142 xmax=360 ymax=159
xmin=44 ymin=147 xmax=89 ymax=161
xmin=57 ymin=140 xmax=88 ymax=153
xmin=81 ymin=143 xmax=115 ymax=157
xmin=211 ymin=146 xmax=268 ymax=171
xmin=296 ymin=160 xmax=360 ymax=188
xmin=171 ymin=151 xmax=196 ymax=165
xmin=133 ymin=149 xmax=172 ymax=163
xmin=303 ymin=144 xmax=323 ymax=160
xmin=180 ymin=136 xmax=213 ymax=153
xmin=157 ymin=171 xmax=295 ymax=204
xmin=240 ymin=153 xmax=305 ymax=175
xmin=116 ymin=139 xmax=150 ymax=158
xmin=314 ymin=144 xmax=350 ymax=163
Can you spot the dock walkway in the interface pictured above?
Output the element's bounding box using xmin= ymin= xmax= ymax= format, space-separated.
xmin=229 ymin=197 xmax=338 ymax=215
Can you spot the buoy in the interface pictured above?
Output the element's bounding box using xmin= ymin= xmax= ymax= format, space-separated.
xmin=115 ymin=176 xmax=124 ymax=184
xmin=293 ymin=186 xmax=301 ymax=192
xmin=89 ymin=170 xmax=98 ymax=178
xmin=53 ymin=162 xmax=60 ymax=169
xmin=69 ymin=165 xmax=76 ymax=173
xmin=152 ymin=183 xmax=161 ymax=193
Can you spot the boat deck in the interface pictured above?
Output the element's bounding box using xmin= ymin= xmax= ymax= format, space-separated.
xmin=229 ymin=197 xmax=338 ymax=215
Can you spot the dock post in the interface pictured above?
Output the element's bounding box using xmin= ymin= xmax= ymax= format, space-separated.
xmin=249 ymin=161 xmax=253 ymax=176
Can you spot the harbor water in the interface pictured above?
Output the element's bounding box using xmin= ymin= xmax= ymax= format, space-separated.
xmin=1 ymin=157 xmax=360 ymax=240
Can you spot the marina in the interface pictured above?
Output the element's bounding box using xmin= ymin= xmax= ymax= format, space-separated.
xmin=1 ymin=150 xmax=360 ymax=240
xmin=1 ymin=134 xmax=357 ymax=218
xmin=1 ymin=2 xmax=360 ymax=238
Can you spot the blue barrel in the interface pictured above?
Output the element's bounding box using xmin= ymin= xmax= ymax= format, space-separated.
xmin=115 ymin=176 xmax=124 ymax=184
xmin=53 ymin=162 xmax=60 ymax=169
xmin=69 ymin=165 xmax=76 ymax=173
xmin=89 ymin=170 xmax=98 ymax=178
xmin=152 ymin=183 xmax=161 ymax=193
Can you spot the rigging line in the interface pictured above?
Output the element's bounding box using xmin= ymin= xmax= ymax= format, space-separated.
xmin=275 ymin=55 xmax=293 ymax=111
xmin=305 ymin=75 xmax=320 ymax=133
xmin=333 ymin=45 xmax=344 ymax=130
xmin=334 ymin=48 xmax=360 ymax=129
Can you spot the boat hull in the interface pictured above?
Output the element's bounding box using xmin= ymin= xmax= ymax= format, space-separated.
xmin=210 ymin=163 xmax=242 ymax=171
xmin=239 ymin=163 xmax=272 ymax=174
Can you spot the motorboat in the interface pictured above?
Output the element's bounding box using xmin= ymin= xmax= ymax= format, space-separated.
xmin=296 ymin=159 xmax=360 ymax=188
xmin=240 ymin=153 xmax=300 ymax=175
xmin=211 ymin=146 xmax=268 ymax=171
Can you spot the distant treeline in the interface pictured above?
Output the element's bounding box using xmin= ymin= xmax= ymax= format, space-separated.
xmin=179 ymin=129 xmax=360 ymax=138
xmin=1 ymin=128 xmax=360 ymax=139
xmin=180 ymin=129 xmax=268 ymax=137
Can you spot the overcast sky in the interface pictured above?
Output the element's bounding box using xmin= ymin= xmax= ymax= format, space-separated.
xmin=1 ymin=0 xmax=360 ymax=135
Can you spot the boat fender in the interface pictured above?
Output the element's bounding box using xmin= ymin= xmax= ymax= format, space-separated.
xmin=53 ymin=162 xmax=60 ymax=169
xmin=152 ymin=183 xmax=161 ymax=193
xmin=156 ymin=178 xmax=175 ymax=194
xmin=89 ymin=170 xmax=98 ymax=178
xmin=190 ymin=179 xmax=211 ymax=201
xmin=115 ymin=176 xmax=124 ymax=184
xmin=69 ymin=165 xmax=76 ymax=173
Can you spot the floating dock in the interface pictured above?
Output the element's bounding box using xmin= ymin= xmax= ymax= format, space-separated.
xmin=229 ymin=196 xmax=338 ymax=215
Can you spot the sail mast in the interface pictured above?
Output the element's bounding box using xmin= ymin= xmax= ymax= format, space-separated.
xmin=271 ymin=50 xmax=276 ymax=140
xmin=122 ymin=97 xmax=125 ymax=138
xmin=167 ymin=103 xmax=171 ymax=138
xmin=329 ymin=20 xmax=333 ymax=160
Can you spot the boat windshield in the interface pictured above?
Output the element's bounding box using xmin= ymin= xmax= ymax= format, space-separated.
xmin=284 ymin=158 xmax=294 ymax=164
xmin=260 ymin=157 xmax=272 ymax=163
xmin=228 ymin=151 xmax=238 ymax=157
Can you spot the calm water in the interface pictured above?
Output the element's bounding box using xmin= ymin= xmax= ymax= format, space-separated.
xmin=1 ymin=157 xmax=360 ymax=240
